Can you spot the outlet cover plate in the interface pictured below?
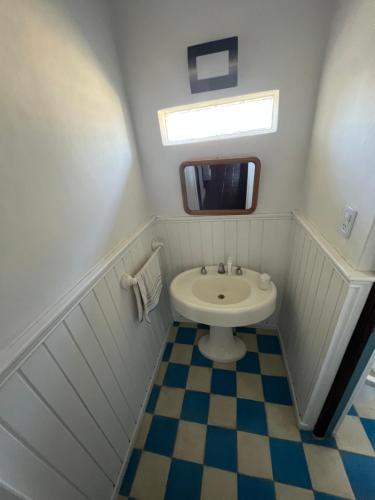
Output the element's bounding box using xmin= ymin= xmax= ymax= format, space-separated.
xmin=340 ymin=206 xmax=358 ymax=239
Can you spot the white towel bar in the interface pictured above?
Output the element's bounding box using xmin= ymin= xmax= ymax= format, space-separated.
xmin=120 ymin=239 xmax=163 ymax=290
xmin=151 ymin=239 xmax=164 ymax=251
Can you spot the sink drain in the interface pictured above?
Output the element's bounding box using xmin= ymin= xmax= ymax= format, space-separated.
xmin=218 ymin=294 xmax=225 ymax=299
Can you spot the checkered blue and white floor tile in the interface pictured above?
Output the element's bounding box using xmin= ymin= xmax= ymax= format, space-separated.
xmin=118 ymin=323 xmax=375 ymax=500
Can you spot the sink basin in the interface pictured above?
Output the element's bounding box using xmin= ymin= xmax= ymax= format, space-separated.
xmin=170 ymin=266 xmax=277 ymax=362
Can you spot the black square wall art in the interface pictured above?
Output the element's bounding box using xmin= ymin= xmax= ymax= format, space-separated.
xmin=187 ymin=36 xmax=238 ymax=94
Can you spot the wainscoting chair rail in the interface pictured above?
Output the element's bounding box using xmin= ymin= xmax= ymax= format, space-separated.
xmin=279 ymin=213 xmax=373 ymax=430
xmin=0 ymin=218 xmax=157 ymax=385
xmin=0 ymin=218 xmax=172 ymax=500
xmin=293 ymin=211 xmax=375 ymax=284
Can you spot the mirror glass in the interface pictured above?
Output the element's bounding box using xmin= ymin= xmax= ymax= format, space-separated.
xmin=180 ymin=157 xmax=260 ymax=215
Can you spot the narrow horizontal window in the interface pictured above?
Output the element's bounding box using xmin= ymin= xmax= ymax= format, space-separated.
xmin=158 ymin=90 xmax=279 ymax=146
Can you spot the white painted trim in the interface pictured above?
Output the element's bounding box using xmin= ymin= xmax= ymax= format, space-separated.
xmin=156 ymin=212 xmax=292 ymax=223
xmin=358 ymin=217 xmax=375 ymax=272
xmin=111 ymin=330 xmax=169 ymax=500
xmin=301 ymin=282 xmax=372 ymax=428
xmin=293 ymin=211 xmax=375 ymax=284
xmin=333 ymin=348 xmax=375 ymax=435
xmin=158 ymin=90 xmax=279 ymax=146
xmin=0 ymin=218 xmax=156 ymax=384
xmin=277 ymin=327 xmax=312 ymax=430
xmin=0 ymin=482 xmax=28 ymax=500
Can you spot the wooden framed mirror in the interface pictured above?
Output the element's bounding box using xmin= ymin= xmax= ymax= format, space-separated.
xmin=180 ymin=157 xmax=261 ymax=215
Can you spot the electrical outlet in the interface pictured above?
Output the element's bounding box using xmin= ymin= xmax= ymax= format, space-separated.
xmin=340 ymin=206 xmax=358 ymax=239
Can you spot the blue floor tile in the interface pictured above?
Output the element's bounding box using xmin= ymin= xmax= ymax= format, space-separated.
xmin=205 ymin=425 xmax=237 ymax=472
xmin=176 ymin=327 xmax=196 ymax=344
xmin=119 ymin=448 xmax=141 ymax=496
xmin=300 ymin=431 xmax=336 ymax=448
xmin=348 ymin=405 xmax=358 ymax=416
xmin=341 ymin=450 xmax=375 ymax=500
xmin=237 ymin=399 xmax=268 ymax=435
xmin=211 ymin=369 xmax=237 ymax=396
xmin=314 ymin=493 xmax=347 ymax=500
xmin=146 ymin=385 xmax=160 ymax=413
xmin=236 ymin=352 xmax=260 ymax=373
xmin=144 ymin=415 xmax=178 ymax=456
xmin=164 ymin=363 xmax=189 ymax=388
xmin=257 ymin=335 xmax=281 ymax=354
xmin=181 ymin=390 xmax=209 ymax=424
xmin=238 ymin=474 xmax=275 ymax=500
xmin=270 ymin=438 xmax=311 ymax=489
xmin=361 ymin=417 xmax=375 ymax=450
xmin=163 ymin=342 xmax=173 ymax=361
xmin=122 ymin=322 xmax=375 ymax=500
xmin=237 ymin=326 xmax=256 ymax=333
xmin=165 ymin=459 xmax=203 ymax=500
xmin=191 ymin=346 xmax=213 ymax=367
xmin=262 ymin=375 xmax=292 ymax=405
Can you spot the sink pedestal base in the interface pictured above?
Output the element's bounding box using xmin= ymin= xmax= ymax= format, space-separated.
xmin=198 ymin=326 xmax=246 ymax=363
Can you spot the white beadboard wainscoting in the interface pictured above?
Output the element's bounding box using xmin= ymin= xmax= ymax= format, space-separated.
xmin=1 ymin=210 xmax=373 ymax=500
xmin=155 ymin=213 xmax=292 ymax=326
xmin=279 ymin=212 xmax=375 ymax=429
xmin=0 ymin=219 xmax=172 ymax=500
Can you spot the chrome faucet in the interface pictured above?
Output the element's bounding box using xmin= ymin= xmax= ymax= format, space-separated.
xmin=218 ymin=257 xmax=233 ymax=275
xmin=218 ymin=262 xmax=225 ymax=274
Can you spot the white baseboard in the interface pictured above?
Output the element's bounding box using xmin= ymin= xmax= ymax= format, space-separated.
xmin=277 ymin=327 xmax=312 ymax=431
xmin=111 ymin=326 xmax=170 ymax=500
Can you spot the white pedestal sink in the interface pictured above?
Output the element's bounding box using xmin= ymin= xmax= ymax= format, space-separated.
xmin=170 ymin=266 xmax=277 ymax=362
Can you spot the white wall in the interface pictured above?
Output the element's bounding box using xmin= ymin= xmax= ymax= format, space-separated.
xmin=0 ymin=221 xmax=172 ymax=500
xmin=110 ymin=0 xmax=333 ymax=216
xmin=0 ymin=0 xmax=151 ymax=352
xmin=303 ymin=0 xmax=375 ymax=272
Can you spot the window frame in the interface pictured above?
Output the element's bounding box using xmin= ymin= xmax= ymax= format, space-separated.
xmin=157 ymin=89 xmax=279 ymax=146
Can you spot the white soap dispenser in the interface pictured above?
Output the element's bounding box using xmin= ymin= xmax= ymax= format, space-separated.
xmin=227 ymin=256 xmax=233 ymax=275
xmin=258 ymin=273 xmax=271 ymax=290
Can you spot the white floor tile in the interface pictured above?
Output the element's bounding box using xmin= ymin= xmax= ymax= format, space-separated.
xmin=237 ymin=431 xmax=273 ymax=479
xmin=201 ymin=466 xmax=237 ymax=500
xmin=335 ymin=415 xmax=375 ymax=456
xmin=154 ymin=386 xmax=184 ymax=418
xmin=170 ymin=343 xmax=193 ymax=365
xmin=303 ymin=444 xmax=354 ymax=499
xmin=266 ymin=403 xmax=300 ymax=441
xmin=173 ymin=420 xmax=206 ymax=464
xmin=187 ymin=366 xmax=212 ymax=392
xmin=237 ymin=372 xmax=264 ymax=401
xmin=131 ymin=451 xmax=170 ymax=500
xmin=208 ymin=395 xmax=236 ymax=429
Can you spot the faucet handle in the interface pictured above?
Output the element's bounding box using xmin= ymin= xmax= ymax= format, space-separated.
xmin=218 ymin=262 xmax=225 ymax=274
xmin=200 ymin=266 xmax=207 ymax=275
